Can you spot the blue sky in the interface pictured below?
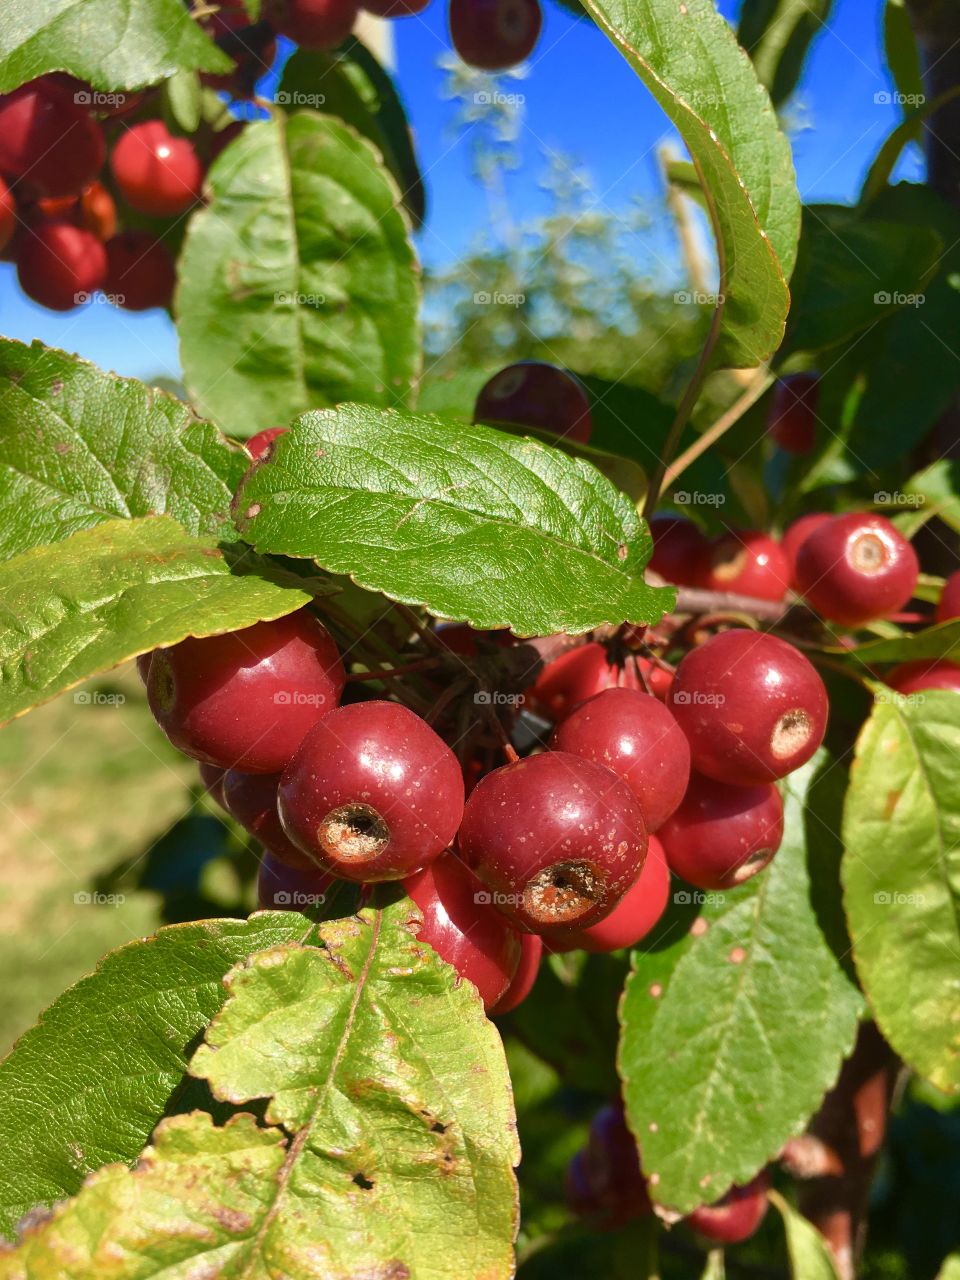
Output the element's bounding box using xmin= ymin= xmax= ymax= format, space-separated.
xmin=0 ymin=0 xmax=921 ymax=382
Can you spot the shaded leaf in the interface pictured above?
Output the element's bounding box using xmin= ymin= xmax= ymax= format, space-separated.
xmin=769 ymin=1189 xmax=841 ymax=1279
xmin=884 ymin=0 xmax=924 ymax=109
xmin=738 ymin=0 xmax=834 ymax=109
xmin=861 ymin=88 xmax=960 ymax=204
xmin=905 ymin=460 xmax=960 ymax=534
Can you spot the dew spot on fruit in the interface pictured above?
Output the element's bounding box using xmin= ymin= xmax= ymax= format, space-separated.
xmin=318 ymin=804 xmax=390 ymax=863
xmin=522 ymin=859 xmax=603 ymax=925
xmin=728 ymin=946 xmax=746 ymax=964
xmin=770 ymin=707 xmax=812 ymax=760
xmin=850 ymin=531 xmax=890 ymax=575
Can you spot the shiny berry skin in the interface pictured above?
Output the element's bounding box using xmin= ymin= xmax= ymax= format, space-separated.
xmin=648 ymin=514 xmax=710 ymax=586
xmin=474 ymin=361 xmax=591 ymax=444
xmin=223 ymin=769 xmax=314 ymax=867
xmin=279 ymin=700 xmax=464 ymax=882
xmin=257 ymin=850 xmax=334 ymax=910
xmin=405 ymin=856 xmax=522 ymax=1009
xmin=937 ymin=570 xmax=960 ymax=623
xmin=457 ymin=751 xmax=648 ymax=932
xmin=582 ymin=1101 xmax=652 ymax=1224
xmin=702 ymin=529 xmax=790 ymax=602
xmin=685 ymin=1172 xmax=770 ymax=1244
xmin=551 ymin=688 xmax=690 ymax=832
xmin=489 ymin=932 xmax=541 ymax=1013
xmin=781 ymin=511 xmax=832 ymax=581
xmin=17 ymin=221 xmax=107 ymax=310
xmin=38 ymin=181 xmax=117 ymax=241
xmin=768 ymin=373 xmax=818 ymax=454
xmin=548 ymin=835 xmax=670 ymax=952
xmin=0 ymin=82 xmax=105 ymax=198
xmin=886 ymin=659 xmax=960 ymax=696
xmin=0 ymin=177 xmax=14 ymax=254
xmin=147 ymin=609 xmax=344 ymax=773
xmin=527 ymin=642 xmax=641 ymax=724
xmin=105 ymin=232 xmax=175 ymax=311
xmin=198 ymin=762 xmax=227 ymax=809
xmin=450 ymin=0 xmax=542 ymax=70
xmin=246 ymin=426 xmax=288 ymax=460
xmin=794 ymin=513 xmax=919 ymax=628
xmin=265 ymin=0 xmax=359 ymax=48
xmin=110 ymin=121 xmax=204 ymax=217
xmin=668 ymin=629 xmax=828 ymax=786
xmin=658 ymin=772 xmax=784 ymax=890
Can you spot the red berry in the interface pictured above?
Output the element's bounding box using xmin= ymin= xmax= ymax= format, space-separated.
xmin=685 ymin=1172 xmax=770 ymax=1244
xmin=105 ymin=231 xmax=175 ymax=311
xmin=527 ymin=642 xmax=641 ymax=724
xmin=246 ymin=426 xmax=288 ymax=461
xmin=449 ymin=0 xmax=541 ymax=70
xmin=781 ymin=511 xmax=832 ymax=581
xmin=668 ymin=629 xmax=828 ymax=786
xmin=549 ymin=835 xmax=670 ymax=952
xmin=635 ymin=657 xmax=674 ymax=700
xmin=550 ymin=688 xmax=690 ymax=831
xmin=582 ymin=1101 xmax=652 ymax=1224
xmin=17 ymin=221 xmax=107 ymax=310
xmin=886 ymin=659 xmax=960 ymax=695
xmin=147 ymin=609 xmax=344 ymax=773
xmin=658 ymin=772 xmax=784 ymax=890
xmin=937 ymin=570 xmax=960 ymax=623
xmin=768 ymin=374 xmax=818 ymax=454
xmin=794 ymin=513 xmax=919 ymax=628
xmin=0 ymin=81 xmax=105 ymax=198
xmin=278 ymin=701 xmax=464 ymax=881
xmin=198 ymin=762 xmax=227 ymax=809
xmin=489 ymin=932 xmax=541 ymax=1013
xmin=648 ymin=514 xmax=709 ymax=586
xmin=0 ymin=178 xmax=16 ymax=254
xmin=701 ymin=529 xmax=790 ymax=602
xmin=474 ymin=361 xmax=591 ymax=444
xmin=223 ymin=769 xmax=314 ymax=867
xmin=363 ymin=0 xmax=430 ymax=12
xmin=405 ymin=856 xmax=522 ymax=1009
xmin=457 ymin=751 xmax=648 ymax=932
xmin=110 ymin=121 xmax=204 ymax=217
xmin=265 ymin=0 xmax=359 ymax=48
xmin=202 ymin=8 xmax=277 ymax=95
xmin=38 ymin=181 xmax=117 ymax=240
xmin=257 ymin=850 xmax=334 ymax=910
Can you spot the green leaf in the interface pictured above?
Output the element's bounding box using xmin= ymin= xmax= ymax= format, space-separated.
xmin=163 ymin=68 xmax=202 ymax=134
xmin=233 ymin=404 xmax=675 ymax=636
xmin=0 ymin=516 xmax=311 ymax=724
xmin=828 ymin=619 xmax=960 ymax=667
xmin=884 ymin=0 xmax=925 ymax=108
xmin=0 ymin=339 xmax=248 ymax=561
xmin=177 ymin=112 xmax=420 ymax=438
xmin=905 ymin=460 xmax=960 ymax=534
xmin=842 ymin=694 xmax=960 ymax=1093
xmin=583 ymin=0 xmax=800 ymax=367
xmin=861 ymin=88 xmax=960 ymax=204
xmin=738 ymin=0 xmax=834 ymax=109
xmin=619 ymin=754 xmax=863 ymax=1214
xmin=700 ymin=1250 xmax=726 ymax=1280
xmin=938 ymin=1256 xmax=960 ymax=1280
xmin=0 ymin=0 xmax=231 ymax=93
xmin=0 ymin=914 xmax=313 ymax=1239
xmin=769 ymin=1189 xmax=841 ymax=1279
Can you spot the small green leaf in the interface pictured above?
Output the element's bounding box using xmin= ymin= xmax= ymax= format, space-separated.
xmin=163 ymin=68 xmax=202 ymax=133
xmin=619 ymin=754 xmax=863 ymax=1214
xmin=0 ymin=0 xmax=231 ymax=93
xmin=177 ymin=112 xmax=420 ymax=438
xmin=700 ymin=1250 xmax=726 ymax=1280
xmin=583 ymin=0 xmax=800 ymax=367
xmin=0 ymin=914 xmax=314 ymax=1239
xmin=884 ymin=0 xmax=925 ymax=109
xmin=0 ymin=339 xmax=248 ymax=561
xmin=0 ymin=516 xmax=311 ymax=724
xmin=842 ymin=694 xmax=960 ymax=1092
xmin=233 ymin=404 xmax=675 ymax=636
xmin=861 ymin=88 xmax=960 ymax=204
xmin=905 ymin=460 xmax=960 ymax=534
xmin=738 ymin=0 xmax=835 ymax=109
xmin=769 ymin=1189 xmax=841 ymax=1280
xmin=828 ymin=619 xmax=960 ymax=667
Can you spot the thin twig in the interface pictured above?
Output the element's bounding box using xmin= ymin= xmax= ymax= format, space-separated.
xmin=661 ymin=367 xmax=775 ymax=493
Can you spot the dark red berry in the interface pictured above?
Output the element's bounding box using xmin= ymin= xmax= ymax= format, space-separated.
xmin=685 ymin=1172 xmax=770 ymax=1244
xmin=278 ymin=700 xmax=464 ymax=881
xmin=198 ymin=762 xmax=227 ymax=809
xmin=246 ymin=426 xmax=288 ymax=461
xmin=110 ymin=121 xmax=204 ymax=217
xmin=550 ymin=688 xmax=690 ymax=832
xmin=490 ymin=933 xmax=541 ymax=1013
xmin=0 ymin=81 xmax=105 ymax=198
xmin=17 ymin=221 xmax=107 ymax=310
xmin=937 ymin=570 xmax=960 ymax=623
xmin=635 ymin=657 xmax=674 ymax=700
xmin=405 ymin=856 xmax=522 ymax=1009
xmin=701 ymin=529 xmax=790 ymax=602
xmin=257 ymin=850 xmax=334 ymax=910
xmin=147 ymin=609 xmax=344 ymax=773
xmin=667 ymin=629 xmax=827 ymax=786
xmin=457 ymin=751 xmax=648 ymax=932
xmin=135 ymin=652 xmax=153 ymax=687
xmin=548 ymin=834 xmax=670 ymax=952
xmin=582 ymin=1101 xmax=652 ymax=1224
xmin=768 ymin=374 xmax=818 ymax=454
xmin=223 ymin=769 xmax=313 ymax=867
xmin=526 ymin=642 xmax=641 ymax=724
xmin=449 ymin=0 xmax=542 ymax=70
xmin=886 ymin=659 xmax=960 ymax=695
xmin=565 ymin=1150 xmax=602 ymax=1218
xmin=265 ymin=0 xmax=359 ymax=48
xmin=794 ymin=513 xmax=919 ymax=628
xmin=0 ymin=177 xmax=14 ymax=254
xmin=648 ymin=514 xmax=710 ymax=586
xmin=781 ymin=512 xmax=831 ymax=582
xmin=474 ymin=361 xmax=592 ymax=444
xmin=658 ymin=772 xmax=784 ymax=890
xmin=105 ymin=231 xmax=175 ymax=311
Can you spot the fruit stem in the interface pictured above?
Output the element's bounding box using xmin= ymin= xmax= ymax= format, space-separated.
xmin=479 ymin=698 xmax=519 ymax=763
xmin=347 ymin=658 xmax=444 ymax=682
xmin=661 ymin=367 xmax=776 ymax=493
xmin=393 ymin=603 xmax=449 ymax=653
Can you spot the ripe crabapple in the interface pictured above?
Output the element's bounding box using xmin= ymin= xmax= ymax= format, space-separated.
xmin=768 ymin=373 xmax=818 ymax=454
xmin=110 ymin=121 xmax=204 ymax=217
xmin=136 ymin=652 xmax=153 ymax=686
xmin=526 ymin=642 xmax=641 ymax=724
xmin=685 ymin=1172 xmax=770 ymax=1244
xmin=202 ymin=6 xmax=277 ymax=96
xmin=223 ymin=769 xmax=314 ymax=867
xmin=278 ymin=700 xmax=464 ymax=881
xmin=794 ymin=513 xmax=919 ymax=628
xmin=489 ymin=932 xmax=542 ymax=1013
xmin=37 ymin=181 xmax=117 ymax=241
xmin=550 ymin=688 xmax=690 ymax=831
xmin=473 ymin=361 xmax=592 ymax=444
xmin=17 ymin=221 xmax=107 ymax=310
xmin=405 ymin=856 xmax=522 ymax=1009
xmin=449 ymin=0 xmax=542 ymax=70
xmin=457 ymin=751 xmax=648 ymax=932
xmin=198 ymin=762 xmax=227 ymax=809
xmin=257 ymin=850 xmax=335 ymax=910
xmin=0 ymin=177 xmax=14 ymax=254
xmin=636 ymin=657 xmax=674 ymax=700
xmin=105 ymin=232 xmax=175 ymax=311
xmin=667 ymin=629 xmax=828 ymax=786
xmin=781 ymin=511 xmax=832 ymax=581
xmin=246 ymin=426 xmax=288 ymax=460
xmin=701 ymin=529 xmax=790 ymax=602
xmin=264 ymin=0 xmax=359 ymax=48
xmin=0 ymin=81 xmax=105 ymax=198
xmin=648 ymin=514 xmax=709 ymax=586
xmin=147 ymin=609 xmax=345 ymax=773
xmin=581 ymin=1101 xmax=652 ymax=1224
xmin=886 ymin=659 xmax=960 ymax=696
xmin=658 ymin=772 xmax=784 ymax=890
xmin=937 ymin=570 xmax=960 ymax=623
xmin=547 ymin=834 xmax=670 ymax=952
